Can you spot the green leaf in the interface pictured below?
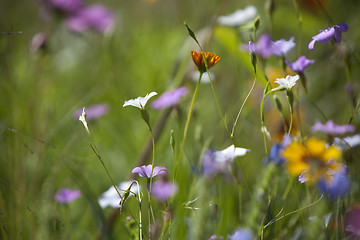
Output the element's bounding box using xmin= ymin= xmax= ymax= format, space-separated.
xmin=184 ymin=22 xmax=199 ymax=45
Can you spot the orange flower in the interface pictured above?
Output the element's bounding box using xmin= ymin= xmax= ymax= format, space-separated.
xmin=191 ymin=50 xmax=220 ymax=73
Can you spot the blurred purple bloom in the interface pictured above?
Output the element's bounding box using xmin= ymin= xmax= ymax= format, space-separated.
xmin=308 ymin=23 xmax=348 ymax=51
xmin=54 ymin=188 xmax=81 ymax=203
xmin=74 ymin=104 xmax=109 ymax=120
xmin=228 ymin=228 xmax=254 ymax=240
xmin=47 ymin=0 xmax=83 ymax=14
xmin=132 ymin=164 xmax=167 ymax=178
xmin=265 ymin=135 xmax=291 ymax=165
xmin=151 ymin=181 xmax=178 ymax=202
xmin=345 ymin=206 xmax=360 ymax=238
xmin=208 ymin=235 xmax=223 ymax=240
xmin=272 ymin=37 xmax=295 ymax=56
xmin=151 ymin=87 xmax=188 ymax=110
xmin=317 ymin=168 xmax=351 ymax=200
xmin=311 ymin=120 xmax=355 ymax=135
xmin=285 ymin=56 xmax=314 ymax=73
xmin=30 ymin=32 xmax=47 ymax=52
xmin=245 ymin=34 xmax=275 ymax=59
xmin=66 ymin=4 xmax=115 ymax=33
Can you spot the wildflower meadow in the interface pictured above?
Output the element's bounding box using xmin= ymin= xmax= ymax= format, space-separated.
xmin=2 ymin=0 xmax=360 ymax=239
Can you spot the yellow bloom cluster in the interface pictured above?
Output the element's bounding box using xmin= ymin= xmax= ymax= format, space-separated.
xmin=282 ymin=137 xmax=342 ymax=184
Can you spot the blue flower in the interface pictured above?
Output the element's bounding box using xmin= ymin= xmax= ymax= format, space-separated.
xmin=228 ymin=228 xmax=254 ymax=240
xmin=317 ymin=167 xmax=351 ymax=200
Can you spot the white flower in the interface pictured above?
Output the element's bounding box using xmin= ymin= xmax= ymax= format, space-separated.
xmin=78 ymin=107 xmax=90 ymax=134
xmin=217 ymin=6 xmax=257 ymax=27
xmin=334 ymin=134 xmax=360 ymax=149
xmin=123 ymin=92 xmax=158 ymax=109
xmin=191 ymin=71 xmax=214 ymax=84
xmin=98 ymin=181 xmax=139 ymax=209
xmin=274 ymin=75 xmax=299 ymax=90
xmin=214 ymin=144 xmax=250 ymax=163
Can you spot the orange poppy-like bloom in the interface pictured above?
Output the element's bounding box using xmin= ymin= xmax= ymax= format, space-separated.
xmin=191 ymin=50 xmax=220 ymax=73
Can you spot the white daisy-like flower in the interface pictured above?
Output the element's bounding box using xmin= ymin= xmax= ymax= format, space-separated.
xmin=217 ymin=6 xmax=257 ymax=27
xmin=274 ymin=75 xmax=299 ymax=90
xmin=123 ymin=92 xmax=158 ymax=109
xmin=98 ymin=181 xmax=139 ymax=209
xmin=214 ymin=144 xmax=250 ymax=163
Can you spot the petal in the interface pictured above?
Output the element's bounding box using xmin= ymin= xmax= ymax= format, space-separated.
xmin=336 ymin=23 xmax=348 ymax=32
xmin=308 ymin=39 xmax=317 ymax=51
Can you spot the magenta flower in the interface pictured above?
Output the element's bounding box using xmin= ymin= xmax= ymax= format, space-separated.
xmin=47 ymin=0 xmax=83 ymax=14
xmin=151 ymin=87 xmax=188 ymax=110
xmin=74 ymin=104 xmax=109 ymax=120
xmin=285 ymin=56 xmax=314 ymax=73
xmin=132 ymin=164 xmax=167 ymax=178
xmin=308 ymin=23 xmax=348 ymax=51
xmin=66 ymin=4 xmax=115 ymax=33
xmin=311 ymin=120 xmax=355 ymax=135
xmin=54 ymin=188 xmax=81 ymax=203
xmin=151 ymin=181 xmax=178 ymax=202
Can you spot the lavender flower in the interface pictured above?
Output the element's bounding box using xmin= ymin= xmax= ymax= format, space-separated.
xmin=208 ymin=235 xmax=223 ymax=240
xmin=47 ymin=0 xmax=83 ymax=14
xmin=272 ymin=37 xmax=295 ymax=56
xmin=150 ymin=181 xmax=178 ymax=202
xmin=132 ymin=164 xmax=167 ymax=178
xmin=74 ymin=104 xmax=109 ymax=120
xmin=217 ymin=6 xmax=257 ymax=27
xmin=151 ymin=87 xmax=188 ymax=110
xmin=245 ymin=34 xmax=275 ymax=59
xmin=54 ymin=188 xmax=81 ymax=203
xmin=344 ymin=206 xmax=360 ymax=238
xmin=98 ymin=181 xmax=138 ymax=208
xmin=228 ymin=228 xmax=254 ymax=240
xmin=66 ymin=4 xmax=115 ymax=33
xmin=311 ymin=120 xmax=355 ymax=135
xmin=285 ymin=56 xmax=314 ymax=73
xmin=317 ymin=167 xmax=351 ymax=200
xmin=123 ymin=92 xmax=157 ymax=110
xmin=308 ymin=23 xmax=348 ymax=51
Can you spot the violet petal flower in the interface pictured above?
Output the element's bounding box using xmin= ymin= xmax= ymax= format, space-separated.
xmin=74 ymin=104 xmax=109 ymax=120
xmin=228 ymin=228 xmax=254 ymax=240
xmin=66 ymin=4 xmax=115 ymax=33
xmin=244 ymin=34 xmax=275 ymax=59
xmin=317 ymin=168 xmax=351 ymax=200
xmin=151 ymin=87 xmax=188 ymax=110
xmin=54 ymin=188 xmax=81 ymax=203
xmin=132 ymin=164 xmax=167 ymax=178
xmin=150 ymin=181 xmax=178 ymax=202
xmin=285 ymin=56 xmax=314 ymax=73
xmin=272 ymin=37 xmax=295 ymax=56
xmin=308 ymin=23 xmax=348 ymax=51
xmin=311 ymin=120 xmax=355 ymax=135
xmin=48 ymin=0 xmax=83 ymax=14
xmin=98 ymin=181 xmax=138 ymax=208
xmin=345 ymin=206 xmax=360 ymax=238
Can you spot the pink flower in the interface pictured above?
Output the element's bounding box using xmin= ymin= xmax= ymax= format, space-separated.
xmin=132 ymin=164 xmax=167 ymax=178
xmin=54 ymin=188 xmax=81 ymax=203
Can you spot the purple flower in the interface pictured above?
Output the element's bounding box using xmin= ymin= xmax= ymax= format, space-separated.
xmin=317 ymin=168 xmax=351 ymax=200
xmin=66 ymin=4 xmax=115 ymax=33
xmin=311 ymin=120 xmax=355 ymax=135
xmin=345 ymin=206 xmax=360 ymax=238
xmin=308 ymin=23 xmax=348 ymax=51
xmin=208 ymin=235 xmax=223 ymax=240
xmin=74 ymin=104 xmax=109 ymax=120
xmin=272 ymin=37 xmax=295 ymax=56
xmin=245 ymin=34 xmax=275 ymax=59
xmin=132 ymin=164 xmax=167 ymax=178
xmin=150 ymin=181 xmax=178 ymax=202
xmin=54 ymin=188 xmax=81 ymax=203
xmin=47 ymin=0 xmax=83 ymax=14
xmin=265 ymin=135 xmax=291 ymax=165
xmin=228 ymin=228 xmax=254 ymax=240
xmin=285 ymin=56 xmax=314 ymax=73
xmin=151 ymin=87 xmax=188 ymax=110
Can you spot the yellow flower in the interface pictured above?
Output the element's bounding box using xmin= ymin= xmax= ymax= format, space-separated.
xmin=191 ymin=50 xmax=220 ymax=73
xmin=282 ymin=137 xmax=342 ymax=184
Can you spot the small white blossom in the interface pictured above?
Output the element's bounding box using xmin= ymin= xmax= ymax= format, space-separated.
xmin=274 ymin=75 xmax=299 ymax=90
xmin=214 ymin=144 xmax=250 ymax=163
xmin=217 ymin=6 xmax=257 ymax=27
xmin=98 ymin=181 xmax=139 ymax=209
xmin=78 ymin=107 xmax=90 ymax=134
xmin=123 ymin=92 xmax=157 ymax=109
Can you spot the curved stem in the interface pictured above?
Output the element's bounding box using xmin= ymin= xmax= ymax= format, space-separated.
xmin=260 ymin=82 xmax=271 ymax=155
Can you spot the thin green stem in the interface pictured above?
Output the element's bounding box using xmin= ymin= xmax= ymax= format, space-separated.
xmin=147 ymin=126 xmax=156 ymax=224
xmin=260 ymin=82 xmax=271 ymax=155
xmin=287 ymin=96 xmax=294 ymax=135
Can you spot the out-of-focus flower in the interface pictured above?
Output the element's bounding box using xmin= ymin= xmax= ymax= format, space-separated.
xmin=311 ymin=120 xmax=355 ymax=135
xmin=217 ymin=6 xmax=257 ymax=27
xmin=54 ymin=188 xmax=81 ymax=203
xmin=30 ymin=32 xmax=47 ymax=52
xmin=344 ymin=205 xmax=360 ymax=238
xmin=74 ymin=104 xmax=109 ymax=120
xmin=274 ymin=75 xmax=299 ymax=90
xmin=265 ymin=135 xmax=291 ymax=165
xmin=151 ymin=87 xmax=188 ymax=110
xmin=317 ymin=166 xmax=351 ymax=200
xmin=66 ymin=4 xmax=115 ymax=33
xmin=308 ymin=23 xmax=348 ymax=51
xmin=272 ymin=37 xmax=295 ymax=56
xmin=191 ymin=50 xmax=220 ymax=73
xmin=335 ymin=134 xmax=360 ymax=149
xmin=98 ymin=181 xmax=138 ymax=208
xmin=245 ymin=34 xmax=275 ymax=59
xmin=208 ymin=235 xmax=223 ymax=240
xmin=228 ymin=228 xmax=254 ymax=240
xmin=47 ymin=0 xmax=83 ymax=14
xmin=191 ymin=71 xmax=214 ymax=84
xmin=132 ymin=164 xmax=167 ymax=178
xmin=123 ymin=92 xmax=157 ymax=110
xmin=282 ymin=137 xmax=342 ymax=184
xmin=285 ymin=56 xmax=314 ymax=73
xmin=202 ymin=145 xmax=249 ymax=175
xmin=151 ymin=181 xmax=178 ymax=202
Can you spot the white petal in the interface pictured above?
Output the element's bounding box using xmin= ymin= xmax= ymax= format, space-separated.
xmin=218 ymin=6 xmax=257 ymax=27
xmin=98 ymin=181 xmax=139 ymax=209
xmin=123 ymin=92 xmax=158 ymax=109
xmin=215 ymin=144 xmax=249 ymax=163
